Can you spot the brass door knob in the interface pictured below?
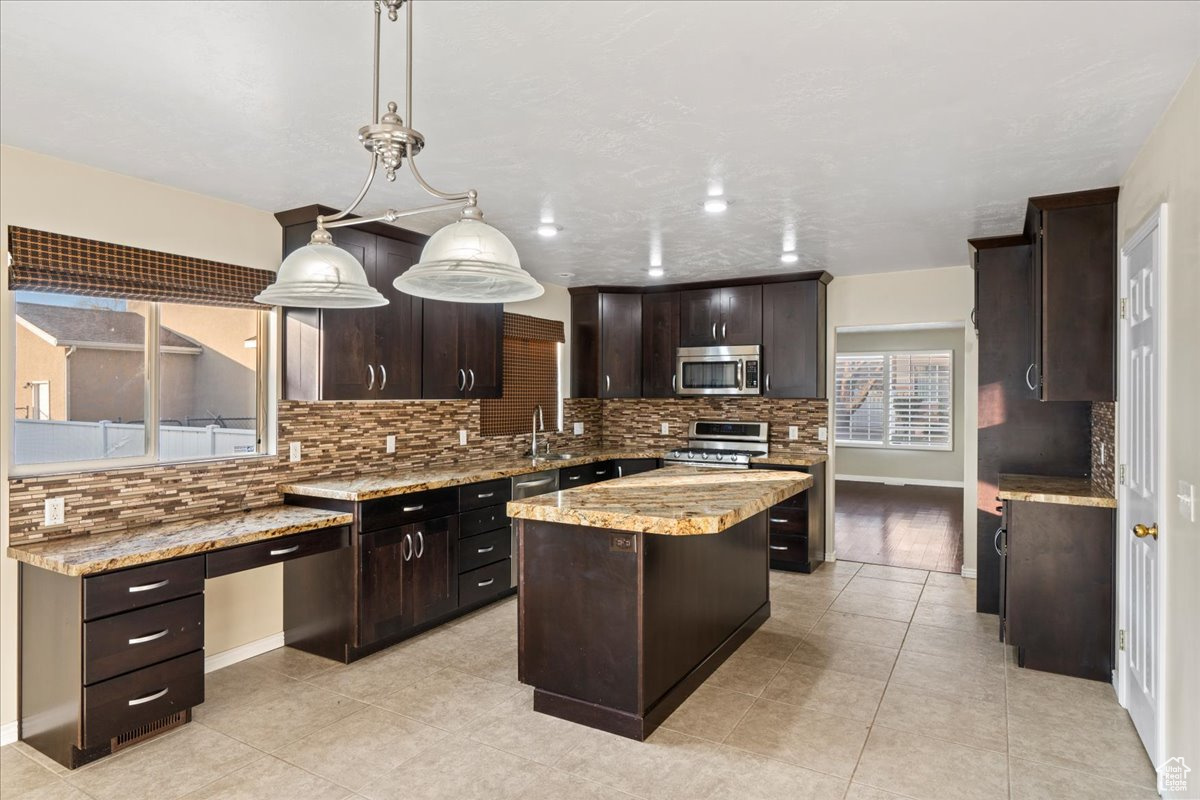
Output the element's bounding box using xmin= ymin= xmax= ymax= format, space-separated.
xmin=1133 ymin=523 xmax=1159 ymax=540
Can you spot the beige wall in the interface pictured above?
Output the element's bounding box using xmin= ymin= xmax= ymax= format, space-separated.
xmin=13 ymin=325 xmax=66 ymax=420
xmin=1117 ymin=61 xmax=1199 ymax=791
xmin=1 ymin=145 xmax=282 ymax=731
xmin=835 ymin=327 xmax=966 ymax=485
xmin=158 ymin=303 xmax=259 ymax=424
xmin=826 ymin=266 xmax=978 ymax=574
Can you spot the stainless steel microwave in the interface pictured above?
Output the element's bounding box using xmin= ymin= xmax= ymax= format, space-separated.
xmin=675 ymin=345 xmax=762 ymax=396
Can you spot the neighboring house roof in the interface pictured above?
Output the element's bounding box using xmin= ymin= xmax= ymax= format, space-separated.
xmin=16 ymin=302 xmax=202 ymax=353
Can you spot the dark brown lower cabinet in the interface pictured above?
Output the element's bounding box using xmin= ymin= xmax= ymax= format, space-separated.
xmin=407 ymin=515 xmax=459 ymax=627
xmin=1003 ymin=499 xmax=1114 ymax=681
xmin=359 ymin=527 xmax=409 ymax=645
xmin=751 ymin=462 xmax=826 ymax=573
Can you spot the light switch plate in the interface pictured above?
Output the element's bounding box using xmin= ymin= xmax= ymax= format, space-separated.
xmin=818 ymin=426 xmax=828 ymax=442
xmin=788 ymin=425 xmax=799 ymax=440
xmin=44 ymin=497 xmax=64 ymax=527
xmin=573 ymin=422 xmax=584 ymax=435
xmin=660 ymin=422 xmax=669 ymax=435
xmin=386 ymin=434 xmax=396 ymax=454
xmin=1179 ymin=480 xmax=1196 ymax=523
xmin=459 ymin=429 xmax=468 ymax=446
xmin=289 ymin=442 xmax=301 ymax=462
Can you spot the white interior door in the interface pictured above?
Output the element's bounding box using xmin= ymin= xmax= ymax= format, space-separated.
xmin=1120 ymin=207 xmax=1163 ymax=766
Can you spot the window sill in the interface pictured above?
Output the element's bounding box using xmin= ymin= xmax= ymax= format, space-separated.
xmin=8 ymin=451 xmax=275 ymax=480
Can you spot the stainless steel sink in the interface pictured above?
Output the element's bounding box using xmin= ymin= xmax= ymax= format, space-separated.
xmin=533 ymin=452 xmax=579 ymax=461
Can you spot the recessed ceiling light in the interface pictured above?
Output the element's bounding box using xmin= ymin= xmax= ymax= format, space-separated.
xmin=703 ymin=197 xmax=729 ymax=214
xmin=780 ymin=251 xmax=799 ymax=264
xmin=557 ymin=272 xmax=575 ymax=279
xmin=537 ymin=224 xmax=561 ymax=238
xmin=648 ymin=267 xmax=665 ymax=278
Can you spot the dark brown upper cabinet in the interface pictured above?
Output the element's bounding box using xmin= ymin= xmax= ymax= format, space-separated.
xmin=279 ymin=216 xmax=425 ymax=402
xmin=762 ymin=280 xmax=826 ymax=398
xmin=1025 ymin=188 xmax=1117 ymax=402
xmin=421 ymin=300 xmax=504 ymax=399
xmin=571 ymin=292 xmax=642 ymax=398
xmin=641 ymin=291 xmax=680 ymax=397
xmin=679 ymin=285 xmax=762 ymax=347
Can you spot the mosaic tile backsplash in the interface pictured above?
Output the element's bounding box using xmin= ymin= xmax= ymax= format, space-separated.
xmin=1091 ymin=401 xmax=1116 ymax=496
xmin=7 ymin=395 xmax=826 ymax=544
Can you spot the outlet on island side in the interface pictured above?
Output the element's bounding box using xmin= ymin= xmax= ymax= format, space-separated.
xmin=44 ymin=497 xmax=65 ymax=527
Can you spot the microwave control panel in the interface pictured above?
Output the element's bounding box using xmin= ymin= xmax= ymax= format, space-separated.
xmin=745 ymin=360 xmax=759 ymax=389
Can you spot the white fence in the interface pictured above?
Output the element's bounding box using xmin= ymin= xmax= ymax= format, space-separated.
xmin=13 ymin=419 xmax=257 ymax=465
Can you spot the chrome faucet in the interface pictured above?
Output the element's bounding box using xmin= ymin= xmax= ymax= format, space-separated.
xmin=529 ymin=404 xmax=547 ymax=457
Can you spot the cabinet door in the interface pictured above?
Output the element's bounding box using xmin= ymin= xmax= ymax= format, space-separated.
xmin=375 ymin=238 xmax=424 ymax=399
xmin=600 ymin=293 xmax=642 ymax=397
xmin=718 ymin=285 xmax=762 ymax=346
xmin=570 ymin=293 xmax=601 ymax=398
xmin=679 ymin=289 xmax=720 ymax=346
xmin=359 ymin=527 xmax=407 ymax=646
xmin=421 ymin=299 xmax=463 ymax=399
xmin=321 ymin=227 xmax=378 ymax=400
xmin=461 ymin=303 xmax=504 ymax=398
xmin=641 ymin=292 xmax=679 ymax=397
xmin=406 ymin=515 xmax=458 ymax=626
xmin=1026 ymin=215 xmax=1044 ymax=400
xmin=762 ymin=281 xmax=824 ymax=398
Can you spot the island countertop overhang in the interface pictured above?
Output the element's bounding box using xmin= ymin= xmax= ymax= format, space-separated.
xmin=506 ymin=465 xmax=813 ymax=535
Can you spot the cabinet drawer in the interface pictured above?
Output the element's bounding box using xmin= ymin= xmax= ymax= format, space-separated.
xmin=459 ymin=479 xmax=512 ymax=512
xmin=590 ymin=461 xmax=615 ymax=481
xmin=206 ymin=526 xmax=348 ymax=578
xmin=84 ymin=595 xmax=204 ymax=685
xmin=459 ymin=505 xmax=509 ymax=539
xmin=458 ymin=559 xmax=511 ymax=607
xmin=458 ymin=528 xmax=511 ymax=574
xmin=766 ymin=504 xmax=806 ymax=536
xmin=615 ymin=458 xmax=658 ymax=478
xmin=82 ymin=650 xmax=203 ymax=748
xmin=776 ymin=486 xmax=810 ymax=511
xmin=559 ymin=464 xmax=596 ymax=488
xmin=84 ymin=557 xmax=204 ymax=621
xmin=768 ymin=533 xmax=809 ymax=565
xmin=362 ymin=488 xmax=457 ymax=532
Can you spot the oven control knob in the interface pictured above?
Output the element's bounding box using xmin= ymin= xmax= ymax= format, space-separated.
xmin=715 ymin=453 xmax=724 ymax=461
xmin=669 ymin=450 xmax=679 ymax=458
xmin=701 ymin=452 xmax=709 ymax=460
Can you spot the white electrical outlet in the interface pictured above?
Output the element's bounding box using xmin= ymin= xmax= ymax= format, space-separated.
xmin=818 ymin=426 xmax=828 ymax=442
xmin=289 ymin=442 xmax=301 ymax=462
xmin=459 ymin=429 xmax=468 ymax=446
xmin=44 ymin=497 xmax=65 ymax=527
xmin=660 ymin=422 xmax=669 ymax=435
xmin=788 ymin=425 xmax=799 ymax=440
xmin=1179 ymin=480 xmax=1196 ymax=523
xmin=1100 ymin=442 xmax=1106 ymax=465
xmin=386 ymin=434 xmax=396 ymax=454
xmin=573 ymin=422 xmax=584 ymax=435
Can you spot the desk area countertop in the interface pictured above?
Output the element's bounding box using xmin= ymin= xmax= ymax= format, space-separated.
xmin=997 ymin=473 xmax=1118 ymax=509
xmin=506 ymin=465 xmax=813 ymax=535
xmin=6 ymin=505 xmax=353 ymax=576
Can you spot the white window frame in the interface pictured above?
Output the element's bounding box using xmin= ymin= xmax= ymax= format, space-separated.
xmin=835 ymin=349 xmax=953 ymax=452
xmin=9 ymin=298 xmax=275 ymax=477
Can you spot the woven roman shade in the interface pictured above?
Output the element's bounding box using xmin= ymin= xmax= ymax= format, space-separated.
xmin=480 ymin=313 xmax=564 ymax=436
xmin=7 ymin=226 xmax=275 ymax=308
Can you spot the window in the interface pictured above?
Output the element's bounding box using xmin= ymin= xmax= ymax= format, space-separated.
xmin=835 ymin=350 xmax=953 ymax=451
xmin=12 ymin=291 xmax=267 ymax=470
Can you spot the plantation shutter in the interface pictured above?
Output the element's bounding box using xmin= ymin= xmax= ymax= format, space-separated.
xmin=887 ymin=351 xmax=953 ymax=449
xmin=834 ymin=354 xmax=886 ymax=445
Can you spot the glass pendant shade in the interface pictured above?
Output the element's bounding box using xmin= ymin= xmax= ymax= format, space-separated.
xmin=255 ymin=238 xmax=387 ymax=308
xmin=393 ymin=217 xmax=544 ymax=303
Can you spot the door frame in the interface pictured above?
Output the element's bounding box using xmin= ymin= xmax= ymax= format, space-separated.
xmin=1115 ymin=202 xmax=1168 ymax=768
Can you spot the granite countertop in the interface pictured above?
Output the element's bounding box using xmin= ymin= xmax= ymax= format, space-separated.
xmin=7 ymin=505 xmax=354 ymax=577
xmin=280 ymin=447 xmax=828 ymax=502
xmin=997 ymin=473 xmax=1117 ymax=509
xmin=279 ymin=449 xmax=665 ymax=501
xmin=506 ymin=465 xmax=813 ymax=535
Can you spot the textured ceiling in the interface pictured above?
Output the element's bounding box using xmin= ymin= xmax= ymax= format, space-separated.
xmin=1 ymin=1 xmax=1197 ymax=285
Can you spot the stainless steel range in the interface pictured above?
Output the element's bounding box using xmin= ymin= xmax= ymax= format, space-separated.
xmin=663 ymin=420 xmax=768 ymax=469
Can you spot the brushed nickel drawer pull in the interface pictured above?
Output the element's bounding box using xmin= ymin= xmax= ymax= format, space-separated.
xmin=477 ymin=545 xmax=495 ymax=554
xmin=269 ymin=545 xmax=300 ymax=557
xmin=568 ymin=475 xmax=581 ymax=481
xmin=402 ymin=504 xmax=424 ymax=512
xmin=128 ymin=579 xmax=169 ymax=594
xmin=477 ymin=492 xmax=495 ymax=499
xmin=128 ymin=688 xmax=168 ymax=706
xmin=128 ymin=629 xmax=169 ymax=645
xmin=769 ymin=518 xmax=788 ymax=524
xmin=595 ymin=470 xmax=608 ymax=476
xmin=769 ymin=545 xmax=789 ymax=551
xmin=477 ymin=578 xmax=495 ymax=587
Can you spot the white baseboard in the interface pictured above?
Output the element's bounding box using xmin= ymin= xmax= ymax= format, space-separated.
xmin=0 ymin=720 xmax=17 ymax=747
xmin=825 ymin=551 xmax=836 ymax=561
xmin=204 ymin=632 xmax=285 ymax=674
xmin=836 ymin=474 xmax=965 ymax=489
xmin=960 ymin=567 xmax=978 ymax=579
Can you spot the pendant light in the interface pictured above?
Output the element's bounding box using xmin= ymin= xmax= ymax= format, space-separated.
xmin=255 ymin=0 xmax=542 ymax=308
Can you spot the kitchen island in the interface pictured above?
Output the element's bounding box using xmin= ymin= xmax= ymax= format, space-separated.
xmin=507 ymin=465 xmax=813 ymax=740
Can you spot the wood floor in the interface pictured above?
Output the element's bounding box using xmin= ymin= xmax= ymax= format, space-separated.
xmin=834 ymin=480 xmax=963 ymax=574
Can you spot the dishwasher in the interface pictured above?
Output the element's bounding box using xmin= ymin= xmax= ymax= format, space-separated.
xmin=510 ymin=468 xmax=559 ymax=587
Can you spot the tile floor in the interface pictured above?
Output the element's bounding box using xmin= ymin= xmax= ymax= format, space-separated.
xmin=2 ymin=561 xmax=1157 ymax=800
